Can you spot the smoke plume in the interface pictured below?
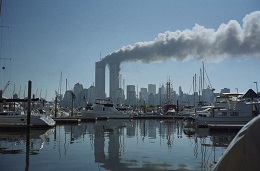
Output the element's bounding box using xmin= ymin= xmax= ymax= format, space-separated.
xmin=102 ymin=11 xmax=260 ymax=64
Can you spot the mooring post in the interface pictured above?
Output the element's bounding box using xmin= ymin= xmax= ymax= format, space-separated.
xmin=177 ymin=100 xmax=179 ymax=114
xmin=71 ymin=98 xmax=73 ymax=117
xmin=27 ymin=80 xmax=32 ymax=127
xmin=0 ymin=90 xmax=2 ymax=112
xmin=55 ymin=96 xmax=57 ymax=117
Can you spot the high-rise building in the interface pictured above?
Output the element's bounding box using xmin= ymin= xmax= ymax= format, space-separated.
xmin=139 ymin=87 xmax=148 ymax=101
xmin=115 ymin=88 xmax=125 ymax=104
xmin=78 ymin=88 xmax=88 ymax=107
xmin=73 ymin=83 xmax=83 ymax=107
xmin=95 ymin=61 xmax=106 ymax=99
xmin=179 ymin=86 xmax=183 ymax=102
xmin=148 ymin=84 xmax=156 ymax=96
xmin=109 ymin=62 xmax=120 ymax=102
xmin=88 ymin=85 xmax=96 ymax=104
xmin=148 ymin=93 xmax=155 ymax=106
xmin=126 ymin=85 xmax=136 ymax=105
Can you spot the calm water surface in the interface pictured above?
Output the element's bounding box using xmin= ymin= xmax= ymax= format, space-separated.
xmin=0 ymin=119 xmax=237 ymax=171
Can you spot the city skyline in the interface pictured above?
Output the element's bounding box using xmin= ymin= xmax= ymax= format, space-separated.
xmin=60 ymin=80 xmax=228 ymax=108
xmin=0 ymin=0 xmax=259 ymax=101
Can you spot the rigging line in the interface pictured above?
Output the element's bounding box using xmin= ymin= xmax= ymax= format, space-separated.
xmin=204 ymin=68 xmax=213 ymax=89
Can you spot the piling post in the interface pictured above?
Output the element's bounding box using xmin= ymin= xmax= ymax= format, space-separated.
xmin=71 ymin=98 xmax=74 ymax=117
xmin=0 ymin=90 xmax=2 ymax=112
xmin=55 ymin=96 xmax=57 ymax=117
xmin=177 ymin=100 xmax=179 ymax=113
xmin=27 ymin=80 xmax=32 ymax=127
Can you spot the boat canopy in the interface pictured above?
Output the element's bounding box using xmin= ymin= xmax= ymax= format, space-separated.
xmin=242 ymin=89 xmax=259 ymax=99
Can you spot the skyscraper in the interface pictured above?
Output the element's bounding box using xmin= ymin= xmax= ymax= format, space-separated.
xmin=148 ymin=84 xmax=156 ymax=96
xmin=73 ymin=83 xmax=83 ymax=107
xmin=126 ymin=85 xmax=136 ymax=105
xmin=95 ymin=61 xmax=106 ymax=99
xmin=109 ymin=62 xmax=120 ymax=102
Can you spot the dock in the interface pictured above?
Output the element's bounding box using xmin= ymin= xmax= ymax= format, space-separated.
xmin=53 ymin=118 xmax=81 ymax=124
xmin=132 ymin=115 xmax=184 ymax=120
xmin=52 ymin=115 xmax=182 ymax=124
xmin=53 ymin=116 xmax=109 ymax=124
xmin=132 ymin=115 xmax=174 ymax=119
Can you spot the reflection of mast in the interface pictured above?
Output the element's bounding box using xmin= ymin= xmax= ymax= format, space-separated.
xmin=166 ymin=78 xmax=171 ymax=103
xmin=25 ymin=130 xmax=31 ymax=171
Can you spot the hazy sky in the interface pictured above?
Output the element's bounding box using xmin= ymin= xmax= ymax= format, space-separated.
xmin=0 ymin=0 xmax=260 ymax=100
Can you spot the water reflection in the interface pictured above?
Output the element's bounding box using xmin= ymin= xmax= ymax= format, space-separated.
xmin=0 ymin=128 xmax=53 ymax=155
xmin=0 ymin=128 xmax=53 ymax=171
xmin=0 ymin=120 xmax=238 ymax=171
xmin=183 ymin=126 xmax=237 ymax=170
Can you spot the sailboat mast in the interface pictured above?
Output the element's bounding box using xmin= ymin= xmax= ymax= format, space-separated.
xmin=60 ymin=72 xmax=62 ymax=94
xmin=202 ymin=61 xmax=205 ymax=90
xmin=0 ymin=0 xmax=3 ymax=17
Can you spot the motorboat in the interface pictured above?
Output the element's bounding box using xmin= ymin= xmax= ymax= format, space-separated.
xmin=182 ymin=106 xmax=212 ymax=128
xmin=196 ymin=89 xmax=260 ymax=127
xmin=166 ymin=108 xmax=176 ymax=115
xmin=213 ymin=115 xmax=260 ymax=171
xmin=81 ymin=99 xmax=131 ymax=119
xmin=0 ymin=110 xmax=56 ymax=127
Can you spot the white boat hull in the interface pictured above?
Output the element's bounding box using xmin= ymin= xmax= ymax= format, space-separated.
xmin=196 ymin=116 xmax=254 ymax=127
xmin=0 ymin=115 xmax=56 ymax=127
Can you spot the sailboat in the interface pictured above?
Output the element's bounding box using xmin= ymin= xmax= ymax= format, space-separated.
xmin=0 ymin=2 xmax=55 ymax=128
xmin=162 ymin=78 xmax=177 ymax=115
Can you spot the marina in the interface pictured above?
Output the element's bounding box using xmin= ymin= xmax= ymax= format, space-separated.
xmin=0 ymin=119 xmax=238 ymax=171
xmin=1 ymin=1 xmax=260 ymax=170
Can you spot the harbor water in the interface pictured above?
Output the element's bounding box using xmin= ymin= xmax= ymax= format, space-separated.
xmin=0 ymin=119 xmax=237 ymax=171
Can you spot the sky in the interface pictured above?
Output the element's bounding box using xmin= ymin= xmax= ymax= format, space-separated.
xmin=0 ymin=0 xmax=260 ymax=101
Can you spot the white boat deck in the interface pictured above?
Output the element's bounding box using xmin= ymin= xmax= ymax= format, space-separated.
xmin=208 ymin=124 xmax=244 ymax=131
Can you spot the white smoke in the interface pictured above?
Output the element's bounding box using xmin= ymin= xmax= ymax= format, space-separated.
xmin=102 ymin=11 xmax=260 ymax=64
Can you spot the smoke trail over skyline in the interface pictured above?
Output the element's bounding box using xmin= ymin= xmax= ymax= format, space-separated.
xmin=101 ymin=11 xmax=260 ymax=65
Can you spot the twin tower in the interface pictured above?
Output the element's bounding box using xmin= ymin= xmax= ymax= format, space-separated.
xmin=95 ymin=61 xmax=120 ymax=102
